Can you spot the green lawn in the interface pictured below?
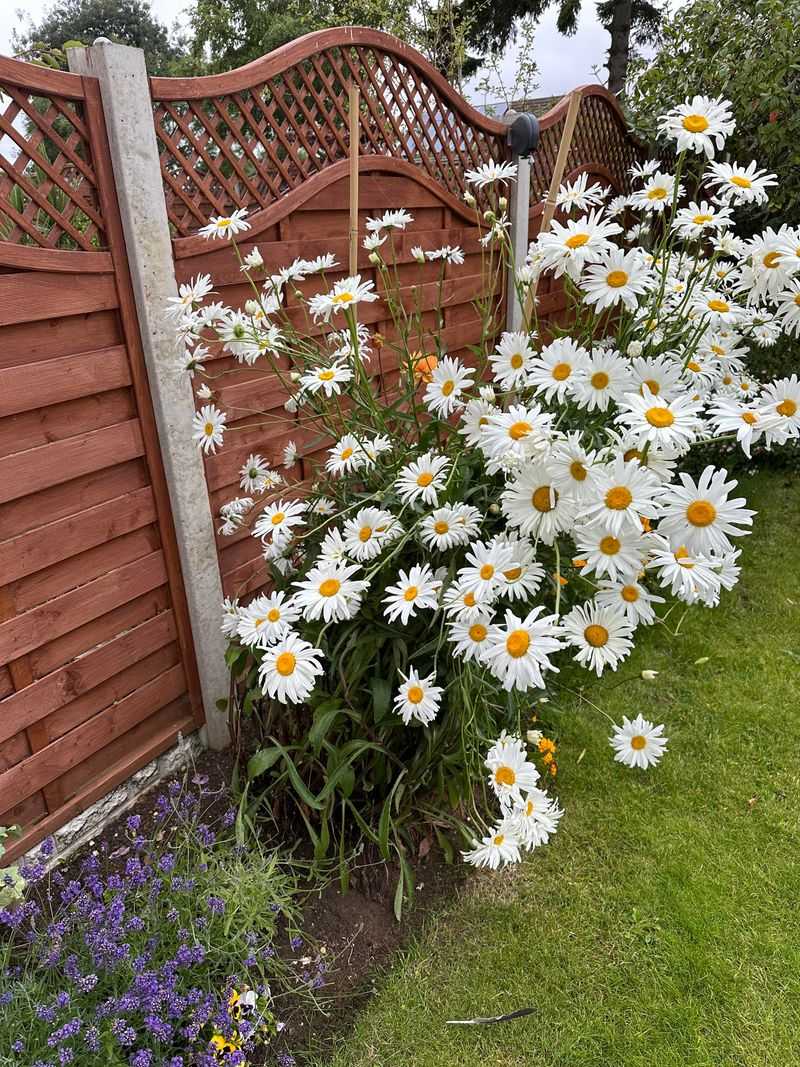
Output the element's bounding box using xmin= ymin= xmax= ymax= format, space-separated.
xmin=319 ymin=468 xmax=800 ymax=1067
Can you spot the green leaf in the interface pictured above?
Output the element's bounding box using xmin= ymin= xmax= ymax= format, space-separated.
xmin=247 ymin=746 xmax=282 ymax=780
xmin=371 ymin=677 xmax=392 ymax=723
xmin=308 ymin=706 xmax=346 ymax=752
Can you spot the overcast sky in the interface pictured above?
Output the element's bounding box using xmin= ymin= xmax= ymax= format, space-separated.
xmin=1 ymin=0 xmax=613 ymax=99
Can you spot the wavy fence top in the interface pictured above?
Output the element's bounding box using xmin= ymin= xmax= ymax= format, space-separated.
xmin=149 ymin=28 xmax=509 ymax=239
xmin=0 ymin=57 xmax=106 ymax=251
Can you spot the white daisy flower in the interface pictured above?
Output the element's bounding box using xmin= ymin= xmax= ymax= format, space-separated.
xmin=616 ymin=388 xmax=702 ymax=451
xmin=166 ymin=274 xmax=214 ymax=319
xmin=501 ymin=461 xmax=578 ymax=544
xmin=584 ymin=458 xmax=663 ymax=534
xmin=610 ymin=714 xmax=668 ymax=769
xmin=308 ymin=275 xmax=378 ymax=320
xmin=293 ymin=561 xmax=368 ymax=622
xmin=537 ymin=209 xmax=622 ymax=282
xmin=299 ymin=360 xmax=353 ymax=396
xmin=480 ymin=402 xmax=554 ymax=467
xmin=691 ymin=290 xmax=743 ymax=327
xmin=237 ymin=591 xmax=300 ymax=647
xmin=490 ymin=331 xmax=537 ymax=390
xmin=494 ymin=536 xmax=545 ymax=601
xmin=465 ymin=160 xmax=517 ymax=188
xmin=595 ymin=579 xmax=664 ymax=626
xmin=317 ymin=526 xmax=348 ymax=564
xmin=425 ymin=245 xmax=465 ymax=265
xmin=362 ymin=433 xmax=393 ymax=466
xmin=572 ymin=349 xmax=633 ymax=412
xmin=220 ymin=596 xmax=243 ymax=639
xmin=457 ymin=541 xmax=515 ymax=600
xmin=394 ymin=667 xmax=442 ymax=725
xmin=192 ymin=403 xmax=226 ymax=454
xmin=394 ymin=452 xmax=450 ymax=506
xmin=282 ymin=441 xmax=298 ymax=469
xmin=326 ymin=434 xmax=367 ymax=477
xmin=459 ymin=397 xmax=496 ymax=448
xmin=549 ymin=433 xmax=602 ymax=501
xmin=253 ymin=498 xmax=307 ymax=546
xmin=707 ymin=397 xmax=779 ymax=457
xmin=240 ymin=453 xmax=271 ymax=494
xmin=706 ymin=160 xmax=777 ymax=205
xmin=462 ymin=826 xmax=522 ymax=869
xmin=218 ymin=496 xmax=253 ymax=536
xmin=646 ymin=535 xmax=722 ymax=603
xmin=628 ymin=355 xmax=686 ymax=402
xmin=556 ymin=171 xmax=606 ymax=212
xmin=259 ymin=632 xmax=325 ymax=704
xmin=483 ymin=607 xmax=563 ymax=692
xmin=442 ymin=582 xmax=494 ymax=622
xmin=629 ymin=171 xmax=682 ymax=212
xmin=582 ymin=248 xmax=655 ymax=312
xmin=485 ymin=732 xmax=540 ymax=806
xmin=448 ymin=616 xmax=493 ymax=662
xmin=560 ymin=600 xmax=635 ymax=676
xmin=420 ymin=505 xmax=480 ymax=551
xmin=423 ymin=356 xmax=474 ymax=417
xmin=309 ymin=495 xmax=336 ymax=518
xmin=342 ymin=507 xmax=400 ymax=562
xmin=573 ymin=521 xmax=651 ymax=581
xmin=362 ymin=232 xmax=387 ymax=252
xmin=240 ymin=246 xmax=264 ymax=271
xmin=758 ymin=374 xmax=800 ymax=444
xmin=672 ymin=200 xmax=733 ymax=240
xmin=658 ymin=95 xmax=735 ymax=158
xmin=365 ymin=208 xmax=414 ymax=232
xmin=629 ymin=158 xmax=660 ymax=182
xmin=508 ymin=789 xmax=563 ymax=849
xmin=658 ymin=466 xmax=755 ymax=555
xmin=527 ymin=338 xmax=589 ymax=402
xmin=199 ymin=208 xmax=251 ymax=240
xmin=383 ymin=564 xmax=441 ymax=625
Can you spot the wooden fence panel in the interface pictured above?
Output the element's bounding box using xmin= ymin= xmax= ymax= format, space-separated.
xmin=0 ymin=58 xmax=204 ymax=860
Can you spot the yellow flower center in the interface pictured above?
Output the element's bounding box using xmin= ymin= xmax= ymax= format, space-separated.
xmin=509 ymin=420 xmax=532 ymax=440
xmin=730 ymin=175 xmax=751 ymax=189
xmin=267 ymin=608 xmax=281 ymax=622
xmin=552 ymin=362 xmax=572 ymax=381
xmin=741 ymin=411 xmax=758 ymax=426
xmin=686 ymin=361 xmax=701 ymax=373
xmin=570 ymin=460 xmax=587 ymax=481
xmin=682 ymin=113 xmax=709 ymax=133
xmin=506 ymin=629 xmax=530 ymax=658
xmin=331 ymin=291 xmax=354 ymax=304
xmin=605 ymin=486 xmax=633 ymax=510
xmin=711 ymin=344 xmax=725 ymax=356
xmin=340 ymin=447 xmax=353 ymax=460
xmin=647 ymin=186 xmax=668 ymax=200
xmin=777 ymin=398 xmax=797 ymax=417
xmin=441 ymin=380 xmax=456 ymax=396
xmin=417 ymin=471 xmax=434 ymax=487
xmin=479 ymin=564 xmax=495 ymax=581
xmin=358 ymin=526 xmax=373 ymax=543
xmin=630 ymin=734 xmax=647 ymax=750
xmin=607 ymin=269 xmax=629 ymax=288
xmin=584 ymin=624 xmax=609 ymax=647
xmin=600 ymin=535 xmax=621 ymax=555
xmin=403 ymin=585 xmax=418 ymax=602
xmin=591 ymin=371 xmax=610 ymax=389
xmin=621 ymin=585 xmax=639 ymax=603
xmin=469 ymin=623 xmax=488 ymax=641
xmin=794 ymin=294 xmax=800 ymax=307
xmin=463 ymin=592 xmax=476 ymax=607
xmin=319 ymin=578 xmax=341 ymax=597
xmin=204 ymin=422 xmax=214 ymax=435
xmin=692 ymin=213 xmax=714 ymax=225
xmin=503 ymin=566 xmax=523 ymax=581
xmin=407 ymin=685 xmax=424 ymax=704
xmin=493 ymin=833 xmax=506 ymax=846
xmin=642 ymin=379 xmax=660 ymax=395
xmin=217 ymin=218 xmax=232 ymax=228
xmin=565 ymin=232 xmax=590 ymax=249
xmin=686 ymin=500 xmax=717 ymax=527
xmin=674 ymin=545 xmax=694 ymax=568
xmin=275 ymin=651 xmax=296 ymax=676
xmin=645 ymin=406 xmax=675 ymax=427
xmin=532 ymin=485 xmax=557 ymax=513
xmin=623 ymin=447 xmax=642 ymax=463
xmin=495 ymin=765 xmax=517 ymax=786
xmin=510 ymin=353 xmax=524 ymax=369
xmin=708 ymin=299 xmax=729 ymax=313
xmin=318 ymin=369 xmax=336 ymax=381
xmin=763 ymin=251 xmax=781 ymax=268
xmin=434 ymin=520 xmax=450 ymax=535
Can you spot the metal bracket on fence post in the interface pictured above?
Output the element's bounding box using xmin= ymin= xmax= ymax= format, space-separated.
xmin=503 ymin=111 xmax=539 ymax=332
xmin=67 ymin=41 xmax=231 ymax=750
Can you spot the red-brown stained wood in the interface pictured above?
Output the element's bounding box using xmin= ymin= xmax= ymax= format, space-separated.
xmin=0 ymin=345 xmax=131 ymax=417
xmin=0 ymin=272 xmax=119 ymax=326
xmin=0 ymin=388 xmax=138 ymax=459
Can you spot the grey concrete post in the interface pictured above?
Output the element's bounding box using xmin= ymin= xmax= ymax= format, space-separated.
xmin=506 ymin=151 xmax=531 ymax=333
xmin=68 ymin=41 xmax=230 ymax=749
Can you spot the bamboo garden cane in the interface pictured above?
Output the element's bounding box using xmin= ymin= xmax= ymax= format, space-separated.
xmin=522 ymin=89 xmax=583 ymax=328
xmin=348 ymin=81 xmax=360 ymax=276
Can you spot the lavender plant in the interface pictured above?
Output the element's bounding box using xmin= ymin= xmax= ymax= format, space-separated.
xmin=0 ymin=775 xmax=325 ymax=1066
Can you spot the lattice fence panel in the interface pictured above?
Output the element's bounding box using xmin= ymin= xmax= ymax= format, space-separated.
xmin=152 ymin=43 xmax=508 ymax=238
xmin=0 ymin=82 xmax=105 ymax=250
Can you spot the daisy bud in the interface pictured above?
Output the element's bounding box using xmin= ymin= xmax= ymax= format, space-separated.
xmin=627 ymin=341 xmax=644 ymax=357
xmin=527 ymin=729 xmax=543 ymax=744
xmin=244 ymin=299 xmax=260 ymax=316
xmin=289 ymin=371 xmax=301 ymax=382
xmin=284 ymin=397 xmax=298 ymax=413
xmin=411 ymin=246 xmax=426 ymax=264
xmin=488 ymin=503 xmax=501 ymax=515
xmin=484 ymin=209 xmax=496 ymax=222
xmin=641 ymin=669 xmax=659 ymax=681
xmin=498 ymin=196 xmax=508 ymax=211
xmin=196 ymin=383 xmax=213 ymax=400
xmin=368 ymin=251 xmax=381 ymax=266
xmin=463 ymin=191 xmax=477 ymax=207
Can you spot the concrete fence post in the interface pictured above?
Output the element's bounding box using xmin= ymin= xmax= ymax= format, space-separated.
xmin=67 ymin=41 xmax=230 ymax=749
xmin=503 ymin=112 xmax=537 ymax=333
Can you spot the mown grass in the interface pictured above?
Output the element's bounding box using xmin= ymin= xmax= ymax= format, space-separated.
xmin=319 ymin=468 xmax=800 ymax=1067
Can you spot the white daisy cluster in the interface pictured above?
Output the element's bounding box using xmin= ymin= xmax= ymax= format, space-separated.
xmin=175 ymin=92 xmax=799 ymax=872
xmin=462 ymin=732 xmax=563 ymax=869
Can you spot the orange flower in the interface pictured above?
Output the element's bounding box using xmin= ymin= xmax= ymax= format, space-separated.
xmin=553 ymin=572 xmax=568 ymax=587
xmin=538 ymin=737 xmax=556 ymax=755
xmin=412 ymin=352 xmax=438 ymax=383
xmin=640 ymin=515 xmax=653 ymax=533
xmin=548 ymin=761 xmax=558 ymax=777
xmin=542 ymin=751 xmax=554 ymax=766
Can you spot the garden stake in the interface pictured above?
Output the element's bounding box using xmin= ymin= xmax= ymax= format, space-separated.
xmin=349 ymin=81 xmax=360 ymax=276
xmin=523 ymin=88 xmax=583 ymax=326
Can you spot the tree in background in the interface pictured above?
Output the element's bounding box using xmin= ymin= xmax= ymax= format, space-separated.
xmin=628 ymin=0 xmax=800 ymax=225
xmin=459 ymin=0 xmax=663 ymax=93
xmin=12 ymin=0 xmax=182 ymax=73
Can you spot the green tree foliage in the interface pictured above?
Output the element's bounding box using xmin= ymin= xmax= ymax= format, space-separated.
xmin=628 ymin=0 xmax=800 ymax=224
xmin=183 ymin=0 xmax=411 ymax=75
xmin=12 ymin=0 xmax=181 ymax=73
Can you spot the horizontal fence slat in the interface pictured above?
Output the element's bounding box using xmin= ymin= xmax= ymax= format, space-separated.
xmin=0 ymin=346 xmax=131 ymax=418
xmin=0 ymin=610 xmax=177 ymax=747
xmin=0 ymin=419 xmax=145 ymax=504
xmin=0 ymin=272 xmax=119 ymax=326
xmin=0 ymin=551 xmax=167 ymax=664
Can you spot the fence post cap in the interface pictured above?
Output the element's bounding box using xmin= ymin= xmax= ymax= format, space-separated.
xmin=504 ymin=111 xmax=539 ymax=158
